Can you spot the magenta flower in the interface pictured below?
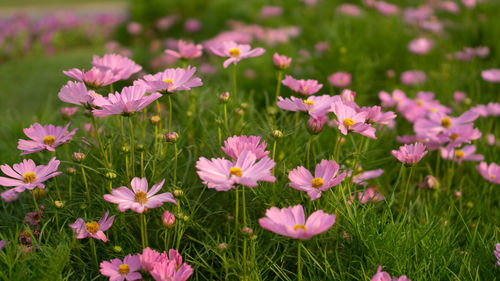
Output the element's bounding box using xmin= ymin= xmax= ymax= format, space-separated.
xmin=138 ymin=247 xmax=163 ymax=272
xmin=221 ymin=135 xmax=270 ymax=160
xmin=133 ymin=66 xmax=202 ymax=94
xmin=407 ymin=37 xmax=433 ymax=55
xmin=258 ymin=204 xmax=336 ymax=240
xmin=92 ymin=85 xmax=161 ymax=117
xmin=103 ymin=177 xmax=177 ymax=213
xmin=0 ymin=157 xmax=61 ymax=193
xmin=63 ymin=67 xmax=119 ymax=88
xmin=352 ymin=169 xmax=384 ymax=185
xmin=58 ymin=81 xmax=100 ymax=107
xmin=330 ymin=101 xmax=377 ymax=139
xmin=401 ymin=70 xmax=427 ymax=86
xmin=371 ymin=265 xmax=411 ymax=281
xmin=100 ymin=254 xmax=142 ymax=281
xmin=17 ymin=122 xmax=77 ymax=155
xmin=69 ymin=210 xmax=115 ymax=242
xmin=328 ymin=72 xmax=352 ymax=88
xmin=277 ymin=95 xmax=337 ymax=118
xmin=440 ymin=145 xmax=483 ymax=165
xmin=281 ymin=75 xmax=323 ymax=96
xmin=481 ymin=69 xmax=500 ymax=83
xmin=476 ymin=162 xmax=500 ymax=184
xmin=150 ymin=249 xmax=194 ymax=281
xmin=208 ymin=41 xmax=266 ymax=68
xmin=288 ymin=160 xmax=346 ymax=200
xmin=196 ymin=150 xmax=276 ymax=191
xmin=392 ymin=142 xmax=428 ymax=165
xmin=92 ymin=54 xmax=142 ymax=81
xmin=273 ymin=53 xmax=292 ymax=70
xmin=164 ymin=40 xmax=203 ymax=60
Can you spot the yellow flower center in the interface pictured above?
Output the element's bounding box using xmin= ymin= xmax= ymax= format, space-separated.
xmin=311 ymin=177 xmax=324 ymax=188
xmin=416 ymin=99 xmax=423 ymax=106
xmin=450 ymin=133 xmax=459 ymax=140
xmin=229 ymin=167 xmax=243 ymax=177
xmin=343 ymin=118 xmax=355 ymax=129
xmin=134 ymin=191 xmax=148 ymax=205
xmin=163 ymin=79 xmax=174 ymax=84
xmin=23 ymin=172 xmax=36 ymax=184
xmin=229 ymin=48 xmax=240 ymax=58
xmin=429 ymin=108 xmax=438 ymax=113
xmin=43 ymin=135 xmax=55 ymax=146
xmin=293 ymin=224 xmax=307 ymax=231
xmin=302 ymin=86 xmax=308 ymax=92
xmin=118 ymin=264 xmax=130 ymax=275
xmin=441 ymin=117 xmax=451 ymax=128
xmin=85 ymin=221 xmax=99 ymax=234
xmin=455 ymin=150 xmax=464 ymax=159
xmin=491 ymin=175 xmax=496 ymax=180
xmin=303 ymin=99 xmax=315 ymax=106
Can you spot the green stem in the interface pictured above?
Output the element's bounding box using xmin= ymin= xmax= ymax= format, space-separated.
xmin=54 ymin=176 xmax=61 ymax=201
xmin=242 ymin=186 xmax=247 ymax=281
xmin=68 ymin=175 xmax=72 ymax=201
xmin=272 ymin=140 xmax=277 ymax=175
xmin=153 ymin=124 xmax=158 ymax=180
xmin=298 ymin=241 xmax=303 ymax=281
xmin=81 ymin=167 xmax=90 ymax=203
xmin=275 ymin=70 xmax=283 ymax=102
xmin=223 ymin=103 xmax=229 ymax=134
xmin=90 ymin=114 xmax=109 ymax=168
xmin=168 ymin=95 xmax=173 ymax=133
xmin=128 ymin=117 xmax=135 ymax=178
xmin=32 ymin=191 xmax=42 ymax=221
xmin=143 ymin=214 xmax=148 ymax=247
xmin=140 ymin=151 xmax=144 ymax=178
xmin=140 ymin=213 xmax=146 ymax=249
xmin=233 ymin=64 xmax=238 ymax=103
xmin=306 ymin=135 xmax=313 ymax=170
xmin=89 ymin=238 xmax=98 ymax=268
xmin=173 ymin=143 xmax=178 ymax=185
xmin=435 ymin=151 xmax=440 ymax=178
xmin=234 ymin=187 xmax=239 ymax=264
xmin=400 ymin=166 xmax=414 ymax=212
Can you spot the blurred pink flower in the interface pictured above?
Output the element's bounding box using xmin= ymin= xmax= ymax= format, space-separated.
xmin=100 ymin=254 xmax=142 ymax=281
xmin=392 ymin=142 xmax=428 ymax=165
xmin=259 ymin=6 xmax=283 ymax=18
xmin=407 ymin=37 xmax=433 ymax=55
xmin=289 ymin=160 xmax=346 ymax=200
xmin=259 ymin=204 xmax=336 ymax=239
xmin=471 ymin=103 xmax=500 ymax=117
xmin=462 ymin=0 xmax=476 ymax=9
xmin=337 ymin=4 xmax=362 ymax=16
xmin=92 ymin=85 xmax=161 ymax=117
xmin=18 ymin=122 xmax=77 ymax=155
xmin=63 ymin=67 xmax=118 ymax=88
xmin=401 ymin=70 xmax=427 ymax=86
xmin=164 ymin=40 xmax=203 ymax=60
xmin=273 ymin=53 xmax=292 ymax=70
xmin=476 ymin=162 xmax=500 ymax=184
xmin=352 ymin=169 xmax=384 ymax=185
xmin=69 ymin=210 xmax=115 ymax=242
xmin=495 ymin=244 xmax=500 ymax=266
xmin=92 ymin=54 xmax=142 ymax=81
xmin=328 ymin=72 xmax=352 ymax=88
xmin=1 ymin=189 xmax=19 ymax=202
xmin=134 ymin=66 xmax=202 ymax=94
xmin=360 ymin=106 xmax=397 ymax=127
xmin=375 ymin=1 xmax=400 ymax=15
xmin=0 ymin=157 xmax=61 ymax=193
xmin=370 ymin=265 xmax=411 ymax=281
xmin=184 ymin=18 xmax=202 ymax=33
xmin=222 ymin=135 xmax=269 ymax=160
xmin=139 ymin=247 xmax=162 ymax=272
xmin=481 ymin=69 xmax=500 ymax=83
xmin=437 ymin=1 xmax=460 ymax=14
xmin=351 ymin=187 xmax=385 ymax=204
xmin=277 ymin=95 xmax=337 ymax=118
xmin=127 ymin=22 xmax=142 ymax=35
xmin=208 ymin=41 xmax=265 ymax=68
xmin=440 ymin=145 xmax=483 ymax=165
xmin=61 ymin=107 xmax=78 ymax=118
xmin=453 ymin=91 xmax=466 ymax=102
xmin=281 ymin=75 xmax=323 ymax=96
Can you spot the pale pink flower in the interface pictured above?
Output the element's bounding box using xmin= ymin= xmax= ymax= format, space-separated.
xmin=330 ymin=101 xmax=377 ymax=139
xmin=92 ymin=54 xmax=142 ymax=81
xmin=282 ymin=75 xmax=323 ymax=96
xmin=398 ymin=91 xmax=451 ymax=123
xmin=360 ymin=106 xmax=397 ymax=126
xmin=273 ymin=53 xmax=292 ymax=70
xmin=150 ymin=250 xmax=194 ymax=281
xmin=476 ymin=162 xmax=500 ymax=184
xmin=196 ymin=150 xmax=275 ymax=191
xmin=419 ymin=21 xmax=443 ymax=33
xmin=371 ymin=265 xmax=411 ymax=281
xmin=1 ymin=189 xmax=19 ymax=202
xmin=481 ymin=69 xmax=500 ymax=83
xmin=462 ymin=0 xmax=476 ymax=9
xmin=100 ymin=254 xmax=142 ymax=281
xmin=352 ymin=169 xmax=384 ymax=185
xmin=351 ymin=187 xmax=385 ymax=204
xmin=63 ymin=67 xmax=118 ymax=88
xmin=0 ymin=157 xmax=61 ymax=193
xmin=401 ymin=70 xmax=427 ymax=86
xmin=315 ymin=41 xmax=330 ymax=53
xmin=208 ymin=41 xmax=265 ymax=68
xmin=92 ymin=85 xmax=161 ymax=117
xmin=414 ymin=110 xmax=479 ymax=137
xmin=164 ymin=40 xmax=203 ymax=60
xmin=437 ymin=1 xmax=460 ymax=13
xmin=407 ymin=37 xmax=433 ymax=55
xmin=404 ymin=5 xmax=432 ymax=22
xmin=127 ymin=22 xmax=142 ymax=35
xmin=375 ymin=1 xmax=400 ymax=15
xmin=341 ymin=89 xmax=356 ymax=102
xmin=277 ymin=95 xmax=338 ymax=118
xmin=392 ymin=142 xmax=427 ymax=165
xmin=258 ymin=204 xmax=336 ymax=240
xmin=307 ymin=115 xmax=329 ymax=134
xmin=222 ymin=135 xmax=269 ymax=160
xmin=288 ymin=160 xmax=346 ymax=200
xmin=134 ymin=66 xmax=202 ymax=94
xmin=138 ymin=247 xmax=162 ymax=272
xmin=58 ymin=81 xmax=100 ymax=107
xmin=328 ymin=72 xmax=352 ymax=88
xmin=471 ymin=103 xmax=500 ymax=117
xmin=18 ymin=122 xmax=77 ymax=155
xmin=61 ymin=107 xmax=78 ymax=118
xmin=379 ymin=89 xmax=409 ymax=109
xmin=162 ymin=210 xmax=175 ymax=227
xmin=453 ymin=91 xmax=466 ymax=102
xmin=69 ymin=210 xmax=115 ymax=242
xmin=337 ymin=4 xmax=362 ymax=16
xmin=103 ymin=177 xmax=177 ymax=213
xmin=495 ymin=244 xmax=500 ymax=266
xmin=184 ymin=18 xmax=202 ymax=33
xmin=440 ymin=145 xmax=483 ymax=165
xmin=418 ymin=175 xmax=439 ymax=189
xmin=259 ymin=6 xmax=283 ymax=18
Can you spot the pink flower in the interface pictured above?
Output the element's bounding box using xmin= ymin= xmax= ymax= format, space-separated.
xmin=481 ymin=69 xmax=500 ymax=83
xmin=462 ymin=0 xmax=476 ymax=9
xmin=440 ymin=145 xmax=483 ymax=165
xmin=1 ymin=189 xmax=19 ymax=202
xmin=222 ymin=135 xmax=269 ymax=160
xmin=0 ymin=240 xmax=4 ymax=249
xmin=360 ymin=106 xmax=397 ymax=126
xmin=476 ymin=162 xmax=500 ymax=184
xmin=150 ymin=250 xmax=194 ymax=281
xmin=330 ymin=101 xmax=377 ymax=139
xmin=127 ymin=22 xmax=142 ymax=35
xmin=162 ymin=211 xmax=175 ymax=227
xmin=281 ymin=75 xmax=323 ymax=96
xmin=471 ymin=103 xmax=500 ymax=117
xmin=371 ymin=265 xmax=411 ymax=281
xmin=58 ymin=81 xmax=100 ymax=107
xmin=259 ymin=6 xmax=283 ymax=18
xmin=277 ymin=95 xmax=337 ymax=118
xmin=184 ymin=18 xmax=202 ymax=33
xmin=392 ymin=142 xmax=427 ymax=165
xmin=328 ymin=72 xmax=352 ymax=88
xmin=379 ymin=89 xmax=408 ymax=108
xmin=0 ymin=157 xmax=61 ymax=193
xmin=401 ymin=70 xmax=427 ymax=86
xmin=103 ymin=177 xmax=177 ymax=213
xmin=495 ymin=243 xmax=500 ymax=266
xmin=437 ymin=1 xmax=460 ymax=13
xmin=61 ymin=107 xmax=78 ymax=118
xmin=63 ymin=67 xmax=119 ymax=88
xmin=453 ymin=91 xmax=466 ymax=102
xmin=337 ymin=4 xmax=362 ymax=16
xmin=351 ymin=187 xmax=385 ymax=204
xmin=164 ymin=40 xmax=203 ymax=60
xmin=419 ymin=175 xmax=439 ymax=189
xmin=307 ymin=115 xmax=328 ymax=134
xmin=352 ymin=169 xmax=384 ymax=185
xmin=407 ymin=37 xmax=433 ymax=55
xmin=208 ymin=41 xmax=266 ymax=68
xmin=288 ymin=160 xmax=346 ymax=200
xmin=92 ymin=54 xmax=142 ymax=81
xmin=69 ymin=210 xmax=115 ymax=242
xmin=196 ymin=150 xmax=275 ymax=191
xmin=17 ymin=122 xmax=77 ymax=155
xmin=138 ymin=247 xmax=162 ymax=272
xmin=273 ymin=53 xmax=292 ymax=70
xmin=259 ymin=204 xmax=336 ymax=240
xmin=134 ymin=66 xmax=202 ymax=94
xmin=414 ymin=110 xmax=479 ymax=138
xmin=92 ymin=85 xmax=161 ymax=117
xmin=100 ymin=254 xmax=142 ymax=281
xmin=375 ymin=1 xmax=400 ymax=15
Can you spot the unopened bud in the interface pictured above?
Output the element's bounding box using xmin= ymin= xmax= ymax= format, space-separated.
xmin=32 ymin=188 xmax=47 ymax=199
xmin=162 ymin=210 xmax=175 ymax=227
xmin=150 ymin=115 xmax=161 ymax=124
xmin=73 ymin=152 xmax=86 ymax=162
xmin=54 ymin=201 xmax=64 ymax=208
xmin=122 ymin=145 xmax=130 ymax=153
xmin=105 ymin=172 xmax=117 ymax=180
xmin=218 ymin=243 xmax=228 ymax=251
xmin=272 ymin=129 xmax=284 ymax=139
xmin=113 ymin=246 xmax=122 ymax=253
xmin=165 ymin=132 xmax=179 ymax=143
xmin=174 ymin=189 xmax=184 ymax=197
xmin=219 ymin=92 xmax=230 ymax=103
xmin=241 ymin=227 xmax=253 ymax=235
xmin=66 ymin=168 xmax=76 ymax=175
xmin=136 ymin=144 xmax=144 ymax=151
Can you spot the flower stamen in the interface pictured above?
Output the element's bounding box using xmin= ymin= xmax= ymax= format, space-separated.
xmin=229 ymin=167 xmax=243 ymax=177
xmin=23 ymin=172 xmax=36 ymax=184
xmin=85 ymin=221 xmax=99 ymax=234
xmin=343 ymin=118 xmax=355 ymax=129
xmin=134 ymin=191 xmax=148 ymax=205
xmin=293 ymin=224 xmax=307 ymax=231
xmin=43 ymin=135 xmax=55 ymax=146
xmin=118 ymin=264 xmax=130 ymax=275
xmin=311 ymin=177 xmax=324 ymax=188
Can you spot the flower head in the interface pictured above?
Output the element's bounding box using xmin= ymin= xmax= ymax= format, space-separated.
xmin=258 ymin=204 xmax=335 ymax=240
xmin=440 ymin=145 xmax=483 ymax=165
xmin=100 ymin=254 xmax=142 ymax=281
xmin=392 ymin=142 xmax=428 ymax=165
xmin=330 ymin=101 xmax=377 ymax=139
xmin=222 ymin=135 xmax=269 ymax=160
xmin=476 ymin=162 xmax=500 ymax=184
xmin=481 ymin=69 xmax=500 ymax=83
xmin=92 ymin=54 xmax=142 ymax=81
xmin=58 ymin=81 xmax=100 ymax=107
xmin=328 ymin=72 xmax=352 ymax=88
xmin=281 ymin=75 xmax=323 ymax=96
xmin=0 ymin=157 xmax=61 ymax=193
xmin=63 ymin=67 xmax=119 ymax=88
xmin=103 ymin=177 xmax=177 ymax=213
xmin=407 ymin=37 xmax=433 ymax=55
xmin=401 ymin=70 xmax=427 ymax=86
xmin=134 ymin=66 xmax=202 ymax=94
xmin=277 ymin=95 xmax=337 ymax=118
xmin=69 ymin=210 xmax=115 ymax=242
xmin=351 ymin=187 xmax=385 ymax=204
xmin=18 ymin=123 xmax=77 ymax=155
xmin=164 ymin=40 xmax=203 ymax=60
xmin=150 ymin=249 xmax=194 ymax=281
xmin=273 ymin=53 xmax=292 ymax=70
xmin=92 ymin=85 xmax=161 ymax=117
xmin=370 ymin=265 xmax=411 ymax=281
xmin=352 ymin=169 xmax=384 ymax=185
xmin=208 ymin=41 xmax=266 ymax=68
xmin=495 ymin=243 xmax=500 ymax=266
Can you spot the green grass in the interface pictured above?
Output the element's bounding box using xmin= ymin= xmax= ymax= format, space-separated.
xmin=0 ymin=0 xmax=499 ymax=280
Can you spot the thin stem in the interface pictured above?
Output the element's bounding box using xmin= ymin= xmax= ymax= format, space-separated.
xmin=306 ymin=135 xmax=313 ymax=170
xmin=272 ymin=140 xmax=277 ymax=175
xmin=140 ymin=213 xmax=146 ymax=249
xmin=400 ymin=165 xmax=414 ymax=213
xmin=140 ymin=151 xmax=144 ymax=178
xmin=275 ymin=70 xmax=283 ymax=102
xmin=81 ymin=167 xmax=90 ymax=203
xmin=234 ymin=187 xmax=240 ymax=264
xmin=90 ymin=114 xmax=109 ymax=168
xmin=89 ymin=238 xmax=98 ymax=268
xmin=155 ymin=100 xmax=162 ymax=128
xmin=223 ymin=103 xmax=229 ymax=134
xmin=128 ymin=117 xmax=135 ymax=178
xmin=298 ymin=241 xmax=303 ymax=281
xmin=143 ymin=214 xmax=148 ymax=247
xmin=173 ymin=143 xmax=178 ymax=185
xmin=168 ymin=95 xmax=173 ymax=133
xmin=32 ymin=191 xmax=42 ymax=221
xmin=54 ymin=176 xmax=61 ymax=201
xmin=68 ymin=175 xmax=73 ymax=201
xmin=435 ymin=151 xmax=440 ymax=178
xmin=153 ymin=124 xmax=158 ymax=180
xmin=233 ymin=64 xmax=238 ymax=102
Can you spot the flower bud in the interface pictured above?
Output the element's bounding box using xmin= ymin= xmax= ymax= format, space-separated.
xmin=272 ymin=129 xmax=284 ymax=139
xmin=307 ymin=116 xmax=327 ymax=135
xmin=273 ymin=53 xmax=292 ymax=70
xmin=54 ymin=201 xmax=64 ymax=208
xmin=174 ymin=189 xmax=184 ymax=197
xmin=105 ymin=172 xmax=117 ymax=180
xmin=150 ymin=115 xmax=161 ymax=124
xmin=32 ymin=188 xmax=46 ymax=199
xmin=66 ymin=167 xmax=76 ymax=175
xmin=219 ymin=92 xmax=230 ymax=104
xmin=113 ymin=246 xmax=122 ymax=253
xmin=162 ymin=210 xmax=175 ymax=227
xmin=227 ymin=213 xmax=234 ymax=220
xmin=241 ymin=227 xmax=254 ymax=235
xmin=165 ymin=132 xmax=179 ymax=143
xmin=73 ymin=152 xmax=86 ymax=162
xmin=218 ymin=243 xmax=228 ymax=252
xmin=136 ymin=144 xmax=144 ymax=152
xmin=122 ymin=145 xmax=130 ymax=153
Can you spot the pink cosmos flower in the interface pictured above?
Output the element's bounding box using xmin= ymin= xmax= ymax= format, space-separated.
xmin=1 ymin=189 xmax=19 ymax=202
xmin=277 ymin=95 xmax=338 ymax=118
xmin=414 ymin=110 xmax=478 ymax=137
xmin=184 ymin=18 xmax=202 ymax=33
xmin=481 ymin=69 xmax=500 ymax=83
xmin=407 ymin=37 xmax=433 ymax=55
xmin=476 ymin=162 xmax=500 ymax=184
xmin=341 ymin=89 xmax=356 ymax=102
xmin=379 ymin=89 xmax=409 ymax=109
xmin=150 ymin=249 xmax=194 ymax=281
xmin=259 ymin=204 xmax=336 ymax=240
xmin=164 ymin=40 xmax=203 ymax=60
xmin=375 ymin=1 xmax=400 ymax=15
xmin=328 ymin=72 xmax=352 ymax=88
xmin=0 ymin=240 xmax=4 ymax=249
xmin=352 ymin=169 xmax=384 ymax=185
xmin=442 ymin=124 xmax=481 ymax=149
xmin=127 ymin=22 xmax=142 ymax=35
xmin=58 ymin=81 xmax=100 ymax=107
xmin=437 ymin=1 xmax=460 ymax=13
xmin=337 ymin=4 xmax=362 ymax=16
xmin=440 ymin=145 xmax=483 ymax=165
xmin=69 ymin=210 xmax=115 ymax=242
xmin=288 ymin=160 xmax=346 ymax=200
xmin=462 ymin=0 xmax=476 ymax=8
xmin=330 ymin=101 xmax=377 ymax=139
xmin=208 ymin=41 xmax=266 ymax=68
xmin=495 ymin=243 xmax=500 ymax=266
xmin=350 ymin=187 xmax=385 ymax=204
xmin=17 ymin=122 xmax=77 ymax=155
xmin=259 ymin=6 xmax=283 ymax=18
xmin=471 ymin=103 xmax=500 ymax=117
xmin=134 ymin=66 xmax=202 ymax=94
xmin=281 ymin=75 xmax=323 ymax=96
xmin=138 ymin=247 xmax=163 ymax=272
xmin=63 ymin=67 xmax=119 ymax=88
xmin=273 ymin=53 xmax=292 ymax=70
xmin=103 ymin=177 xmax=177 ymax=213
xmin=453 ymin=91 xmax=466 ymax=102
xmin=418 ymin=175 xmax=439 ymax=189
xmin=162 ymin=211 xmax=175 ymax=227
xmin=100 ymin=254 xmax=142 ymax=281
xmin=221 ymin=135 xmax=269 ymax=160
xmin=397 ymin=91 xmax=451 ymax=123
xmin=404 ymin=5 xmax=432 ymax=22
xmin=360 ymin=106 xmax=397 ymax=127
xmin=0 ymin=157 xmax=61 ymax=193
xmin=92 ymin=85 xmax=161 ymax=117
xmin=61 ymin=107 xmax=78 ymax=118
xmin=392 ymin=142 xmax=427 ymax=165
xmin=307 ymin=115 xmax=329 ymax=134
xmin=92 ymin=54 xmax=142 ymax=81
xmin=196 ymin=150 xmax=275 ymax=191
xmin=401 ymin=70 xmax=427 ymax=86
xmin=371 ymin=265 xmax=411 ymax=281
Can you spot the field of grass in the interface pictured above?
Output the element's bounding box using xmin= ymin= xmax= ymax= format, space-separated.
xmin=0 ymin=0 xmax=499 ymax=280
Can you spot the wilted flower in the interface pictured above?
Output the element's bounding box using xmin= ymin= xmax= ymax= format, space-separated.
xmin=18 ymin=122 xmax=77 ymax=155
xmin=69 ymin=210 xmax=115 ymax=242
